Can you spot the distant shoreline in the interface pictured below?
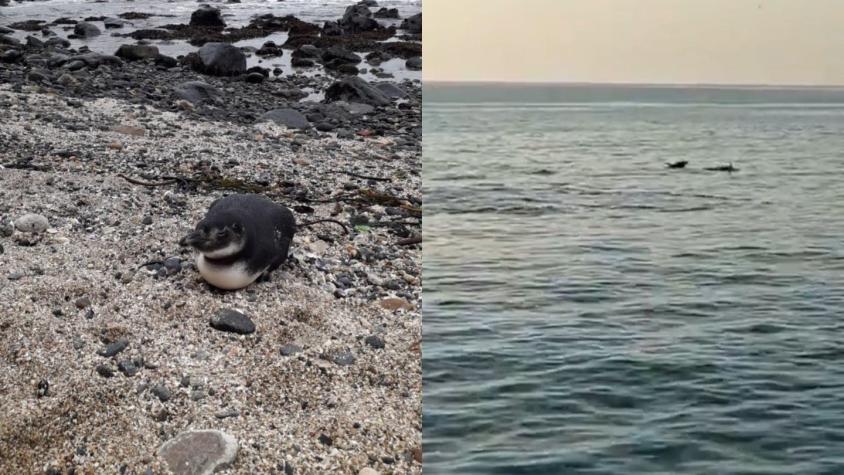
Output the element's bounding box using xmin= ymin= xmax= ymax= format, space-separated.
xmin=425 ymin=80 xmax=844 ymax=91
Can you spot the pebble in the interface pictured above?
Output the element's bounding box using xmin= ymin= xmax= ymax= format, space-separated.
xmin=8 ymin=271 xmax=24 ymax=281
xmin=280 ymin=343 xmax=302 ymax=356
xmin=210 ymin=308 xmax=256 ymax=335
xmin=158 ymin=430 xmax=239 ymax=475
xmin=75 ymin=296 xmax=91 ymax=309
xmin=163 ymin=256 xmax=182 ymax=275
xmin=117 ymin=360 xmax=140 ymax=377
xmin=14 ymin=213 xmax=49 ymax=233
xmin=96 ymin=364 xmax=114 ymax=378
xmin=364 ymin=335 xmax=385 ymax=350
xmin=215 ymin=407 xmax=239 ymax=419
xmin=333 ymin=351 xmax=356 ymax=366
xmin=97 ymin=338 xmax=129 ymax=357
xmin=151 ymin=384 xmax=172 ymax=402
xmin=141 ymin=216 xmax=153 ymax=225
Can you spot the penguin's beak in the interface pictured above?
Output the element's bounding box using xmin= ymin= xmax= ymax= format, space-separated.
xmin=179 ymin=230 xmax=203 ymax=247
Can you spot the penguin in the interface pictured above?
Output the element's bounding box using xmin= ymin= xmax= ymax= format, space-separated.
xmin=179 ymin=193 xmax=347 ymax=290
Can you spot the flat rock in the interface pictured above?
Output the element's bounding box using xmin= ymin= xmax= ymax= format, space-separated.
xmin=196 ymin=42 xmax=246 ymax=76
xmin=210 ymin=308 xmax=256 ymax=334
xmin=374 ymin=82 xmax=407 ymax=99
xmin=325 ymin=77 xmax=390 ymax=106
xmin=15 ymin=213 xmax=49 ymax=233
xmin=97 ymin=338 xmax=129 ymax=357
xmin=73 ymin=22 xmax=101 ymax=38
xmin=258 ymin=108 xmax=310 ymax=130
xmin=115 ymin=44 xmax=159 ymax=61
xmin=158 ymin=430 xmax=238 ymax=475
xmin=280 ymin=343 xmax=302 ymax=356
xmin=173 ymin=81 xmax=221 ymax=105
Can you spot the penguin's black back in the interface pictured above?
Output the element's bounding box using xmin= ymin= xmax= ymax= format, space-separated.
xmin=208 ymin=194 xmax=296 ymax=274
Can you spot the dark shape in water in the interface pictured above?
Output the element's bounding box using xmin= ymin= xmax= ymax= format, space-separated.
xmin=705 ymin=162 xmax=738 ymax=172
xmin=666 ymin=160 xmax=688 ymax=169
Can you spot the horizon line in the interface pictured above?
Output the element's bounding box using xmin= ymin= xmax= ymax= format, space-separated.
xmin=424 ymin=80 xmax=844 ymax=90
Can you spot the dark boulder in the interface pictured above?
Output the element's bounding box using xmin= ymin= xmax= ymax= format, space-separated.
xmin=374 ymin=82 xmax=407 ymax=99
xmin=322 ymin=21 xmax=343 ymax=36
xmin=0 ymin=49 xmax=22 ymax=63
xmin=292 ymin=44 xmax=320 ymax=58
xmin=115 ymin=44 xmax=159 ymax=61
xmin=45 ymin=37 xmax=71 ymax=49
xmin=173 ymin=81 xmax=221 ymax=104
xmin=245 ymin=72 xmax=264 ymax=83
xmin=340 ymin=4 xmax=381 ymax=33
xmin=255 ymin=41 xmax=283 ymax=57
xmin=0 ymin=35 xmax=21 ymax=47
xmin=374 ymin=8 xmax=399 ymax=19
xmin=103 ymin=17 xmax=127 ymax=29
xmin=155 ymin=54 xmax=178 ymax=68
xmin=25 ymin=35 xmax=45 ymax=49
xmin=258 ymin=108 xmax=310 ymax=129
xmin=131 ymin=29 xmax=172 ymax=40
xmin=73 ymin=22 xmax=101 ymax=38
xmin=321 ymin=46 xmax=361 ymax=65
xmin=324 ymin=76 xmax=390 ymax=106
xmin=190 ymin=5 xmax=226 ymax=28
xmin=9 ymin=20 xmax=45 ymax=32
xmin=291 ymin=57 xmax=314 ymax=67
xmin=400 ymin=13 xmax=421 ymax=34
xmin=405 ymin=56 xmax=421 ymax=70
xmin=196 ymin=42 xmax=246 ymax=76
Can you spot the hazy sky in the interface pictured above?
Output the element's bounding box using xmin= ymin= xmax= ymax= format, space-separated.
xmin=425 ymin=0 xmax=844 ymax=85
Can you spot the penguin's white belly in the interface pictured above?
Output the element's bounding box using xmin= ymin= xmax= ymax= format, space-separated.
xmin=196 ymin=255 xmax=263 ymax=290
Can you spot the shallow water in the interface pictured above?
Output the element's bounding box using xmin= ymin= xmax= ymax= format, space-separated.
xmin=423 ymin=83 xmax=844 ymax=474
xmin=0 ymin=0 xmax=421 ymax=81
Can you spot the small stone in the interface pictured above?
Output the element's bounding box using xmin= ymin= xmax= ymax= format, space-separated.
xmin=215 ymin=408 xmax=239 ymax=419
xmin=141 ymin=216 xmax=153 ymax=225
xmin=72 ymin=336 xmax=85 ymax=350
xmin=36 ymin=379 xmax=49 ymax=398
xmin=117 ymin=360 xmax=140 ymax=377
xmin=15 ymin=213 xmax=49 ymax=233
xmin=318 ymin=434 xmax=333 ymax=446
xmin=74 ymin=296 xmax=91 ymax=309
xmin=97 ymin=338 xmax=129 ymax=357
xmin=7 ymin=271 xmax=24 ymax=281
xmin=210 ymin=309 xmax=255 ymax=335
xmin=333 ymin=351 xmax=356 ymax=366
xmin=280 ymin=344 xmax=302 ymax=356
xmin=364 ymin=335 xmax=385 ymax=349
xmin=164 ymin=257 xmax=182 ymax=275
xmin=151 ymin=384 xmax=171 ymax=402
xmin=158 ymin=430 xmax=238 ymax=475
xmin=96 ymin=364 xmax=115 ymax=378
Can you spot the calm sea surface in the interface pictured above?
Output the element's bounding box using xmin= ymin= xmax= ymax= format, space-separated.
xmin=423 ymin=83 xmax=844 ymax=474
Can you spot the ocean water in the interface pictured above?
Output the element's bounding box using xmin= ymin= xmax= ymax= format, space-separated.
xmin=423 ymin=83 xmax=844 ymax=474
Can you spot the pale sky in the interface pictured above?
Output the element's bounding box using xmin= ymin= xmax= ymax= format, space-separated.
xmin=425 ymin=0 xmax=844 ymax=85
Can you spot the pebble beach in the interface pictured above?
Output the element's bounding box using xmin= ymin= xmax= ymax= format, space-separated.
xmin=0 ymin=1 xmax=421 ymax=473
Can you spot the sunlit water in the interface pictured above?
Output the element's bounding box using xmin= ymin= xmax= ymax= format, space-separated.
xmin=423 ymin=83 xmax=844 ymax=474
xmin=0 ymin=0 xmax=421 ymax=81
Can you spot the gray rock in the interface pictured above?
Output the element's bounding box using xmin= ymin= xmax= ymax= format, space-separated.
xmin=321 ymin=46 xmax=362 ymax=65
xmin=96 ymin=364 xmax=114 ymax=378
xmin=215 ymin=408 xmax=239 ymax=419
xmin=97 ymin=338 xmax=129 ymax=357
xmin=405 ymin=56 xmax=422 ymax=71
xmin=190 ymin=6 xmax=226 ymax=28
xmin=25 ymin=35 xmax=45 ymax=49
xmin=325 ymin=77 xmax=390 ymax=106
xmin=158 ymin=430 xmax=238 ymax=475
xmin=164 ymin=257 xmax=182 ymax=275
xmin=280 ymin=344 xmax=302 ymax=356
xmin=117 ymin=360 xmax=140 ymax=377
xmin=333 ymin=351 xmax=356 ymax=366
xmin=173 ymin=81 xmax=221 ymax=104
xmin=374 ymin=7 xmax=399 ymax=18
xmin=364 ymin=335 xmax=385 ymax=349
xmin=103 ymin=17 xmax=127 ymax=29
xmin=210 ymin=309 xmax=256 ymax=334
xmin=340 ymin=4 xmax=380 ymax=33
xmin=197 ymin=42 xmax=245 ymax=76
xmin=152 ymin=384 xmax=172 ymax=402
xmin=374 ymin=82 xmax=407 ymax=99
xmin=258 ymin=108 xmax=310 ymax=130
xmin=73 ymin=22 xmax=101 ymax=38
xmin=245 ymin=72 xmax=264 ymax=83
xmin=15 ymin=213 xmax=49 ymax=233
xmin=115 ymin=44 xmax=159 ymax=61
xmin=400 ymin=12 xmax=421 ymax=34
xmin=343 ymin=102 xmax=375 ymax=115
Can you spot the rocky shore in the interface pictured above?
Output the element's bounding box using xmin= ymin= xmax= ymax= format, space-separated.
xmin=0 ymin=1 xmax=421 ymax=474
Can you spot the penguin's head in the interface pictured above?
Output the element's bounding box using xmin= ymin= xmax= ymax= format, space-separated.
xmin=180 ymin=211 xmax=246 ymax=258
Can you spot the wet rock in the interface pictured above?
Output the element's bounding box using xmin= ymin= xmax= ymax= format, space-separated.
xmin=291 ymin=57 xmax=314 ymax=67
xmin=258 ymin=108 xmax=310 ymax=130
xmin=321 ymin=46 xmax=361 ymax=65
xmin=163 ymin=257 xmax=182 ymax=275
xmin=325 ymin=77 xmax=390 ymax=106
xmin=156 ymin=54 xmax=178 ymax=68
xmin=73 ymin=22 xmax=101 ymax=38
xmin=245 ymin=72 xmax=265 ymax=83
xmin=374 ymin=82 xmax=407 ymax=99
xmin=118 ymin=360 xmax=140 ymax=377
xmin=25 ymin=35 xmax=45 ymax=49
xmin=195 ymin=42 xmax=246 ymax=76
xmin=405 ymin=56 xmax=422 ymax=71
xmin=374 ymin=8 xmax=399 ymax=19
xmin=97 ymin=338 xmax=129 ymax=357
xmin=103 ymin=18 xmax=128 ymax=29
xmin=0 ymin=49 xmax=21 ymax=64
xmin=210 ymin=308 xmax=256 ymax=334
xmin=255 ymin=41 xmax=283 ymax=57
xmin=15 ymin=213 xmax=49 ymax=233
xmin=158 ymin=430 xmax=238 ymax=475
xmin=115 ymin=44 xmax=160 ymax=61
xmin=9 ymin=20 xmax=45 ymax=32
xmin=400 ymin=13 xmax=421 ymax=34
xmin=173 ymin=81 xmax=221 ymax=105
xmin=190 ymin=5 xmax=226 ymax=28
xmin=340 ymin=4 xmax=381 ymax=33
